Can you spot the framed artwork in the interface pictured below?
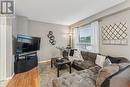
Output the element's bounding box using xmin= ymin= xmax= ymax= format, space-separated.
xmin=102 ymin=22 xmax=128 ymax=45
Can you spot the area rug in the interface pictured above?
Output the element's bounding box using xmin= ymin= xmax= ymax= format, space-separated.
xmin=38 ymin=62 xmax=76 ymax=87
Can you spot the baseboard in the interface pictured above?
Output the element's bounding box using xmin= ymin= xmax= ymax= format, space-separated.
xmin=38 ymin=59 xmax=51 ymax=64
xmin=0 ymin=73 xmax=14 ymax=82
xmin=5 ymin=73 xmax=14 ymax=81
xmin=0 ymin=73 xmax=14 ymax=87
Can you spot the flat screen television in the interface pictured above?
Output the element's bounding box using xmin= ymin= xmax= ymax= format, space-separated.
xmin=16 ymin=34 xmax=41 ymax=54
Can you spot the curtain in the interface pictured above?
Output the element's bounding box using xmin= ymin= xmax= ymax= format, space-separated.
xmin=91 ymin=21 xmax=99 ymax=53
xmin=73 ymin=21 xmax=99 ymax=53
xmin=73 ymin=27 xmax=78 ymax=49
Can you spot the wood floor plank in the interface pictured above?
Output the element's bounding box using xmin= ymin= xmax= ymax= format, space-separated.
xmin=6 ymin=67 xmax=39 ymax=87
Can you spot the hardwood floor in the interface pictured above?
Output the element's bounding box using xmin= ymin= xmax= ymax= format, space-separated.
xmin=6 ymin=67 xmax=39 ymax=87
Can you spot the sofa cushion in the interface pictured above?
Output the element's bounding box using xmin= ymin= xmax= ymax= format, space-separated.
xmin=118 ymin=63 xmax=130 ymax=69
xmin=107 ymin=56 xmax=129 ymax=63
xmin=118 ymin=57 xmax=130 ymax=63
xmin=89 ymin=66 xmax=101 ymax=75
xmin=73 ymin=60 xmax=95 ymax=70
xmin=107 ymin=56 xmax=121 ymax=63
xmin=87 ymin=52 xmax=97 ymax=62
xmin=81 ymin=51 xmax=88 ymax=60
xmin=81 ymin=51 xmax=97 ymax=63
xmin=96 ymin=64 xmax=119 ymax=87
xmin=52 ymin=69 xmax=96 ymax=87
xmin=106 ymin=65 xmax=130 ymax=87
xmin=101 ymin=63 xmax=130 ymax=87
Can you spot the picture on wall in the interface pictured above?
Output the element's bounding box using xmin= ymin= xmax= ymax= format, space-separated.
xmin=47 ymin=31 xmax=56 ymax=45
xmin=102 ymin=22 xmax=128 ymax=45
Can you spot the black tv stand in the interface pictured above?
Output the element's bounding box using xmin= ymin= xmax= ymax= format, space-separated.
xmin=14 ymin=52 xmax=38 ymax=74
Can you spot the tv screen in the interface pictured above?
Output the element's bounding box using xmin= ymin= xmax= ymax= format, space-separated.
xmin=16 ymin=34 xmax=41 ymax=54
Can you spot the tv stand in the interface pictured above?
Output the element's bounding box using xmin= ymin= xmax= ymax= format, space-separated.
xmin=14 ymin=52 xmax=38 ymax=74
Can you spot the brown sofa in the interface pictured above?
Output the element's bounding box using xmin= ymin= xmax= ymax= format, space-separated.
xmin=72 ymin=51 xmax=129 ymax=71
xmin=52 ymin=51 xmax=130 ymax=87
xmin=52 ymin=63 xmax=130 ymax=87
xmin=101 ymin=64 xmax=130 ymax=87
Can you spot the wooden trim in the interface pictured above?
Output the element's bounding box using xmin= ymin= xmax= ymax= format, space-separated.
xmin=38 ymin=60 xmax=51 ymax=64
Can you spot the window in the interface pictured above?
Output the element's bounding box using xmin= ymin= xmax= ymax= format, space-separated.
xmin=74 ymin=21 xmax=99 ymax=52
xmin=77 ymin=25 xmax=93 ymax=51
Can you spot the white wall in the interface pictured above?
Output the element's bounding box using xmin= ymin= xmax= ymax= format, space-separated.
xmin=15 ymin=16 xmax=69 ymax=61
xmin=13 ymin=15 xmax=28 ymax=39
xmin=6 ymin=17 xmax=13 ymax=78
xmin=15 ymin=15 xmax=28 ymax=35
xmin=0 ymin=17 xmax=7 ymax=81
xmin=28 ymin=20 xmax=69 ymax=61
xmin=70 ymin=0 xmax=130 ymax=60
xmin=99 ymin=10 xmax=130 ymax=59
xmin=0 ymin=16 xmax=13 ymax=81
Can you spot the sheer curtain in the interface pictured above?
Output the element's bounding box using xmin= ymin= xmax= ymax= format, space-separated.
xmin=73 ymin=27 xmax=78 ymax=49
xmin=73 ymin=21 xmax=99 ymax=53
xmin=91 ymin=21 xmax=99 ymax=53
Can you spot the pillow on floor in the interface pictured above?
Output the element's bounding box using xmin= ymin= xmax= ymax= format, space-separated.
xmin=95 ymin=55 xmax=106 ymax=67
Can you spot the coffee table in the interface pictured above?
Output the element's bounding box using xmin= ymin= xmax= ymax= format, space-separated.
xmin=51 ymin=58 xmax=71 ymax=77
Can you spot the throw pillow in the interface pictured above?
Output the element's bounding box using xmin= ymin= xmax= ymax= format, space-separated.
xmin=68 ymin=51 xmax=84 ymax=62
xmin=95 ymin=55 xmax=106 ymax=67
xmin=68 ymin=56 xmax=75 ymax=62
xmin=107 ymin=56 xmax=121 ymax=63
xmin=73 ymin=51 xmax=84 ymax=60
xmin=103 ymin=58 xmax=112 ymax=67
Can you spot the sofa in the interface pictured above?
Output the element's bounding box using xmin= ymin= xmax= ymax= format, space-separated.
xmin=72 ymin=51 xmax=129 ymax=71
xmin=52 ymin=51 xmax=130 ymax=87
xmin=101 ymin=63 xmax=130 ymax=87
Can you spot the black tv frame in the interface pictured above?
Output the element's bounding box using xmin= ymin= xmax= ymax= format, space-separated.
xmin=16 ymin=34 xmax=41 ymax=54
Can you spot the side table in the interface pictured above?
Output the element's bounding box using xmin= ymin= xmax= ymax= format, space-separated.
xmin=51 ymin=58 xmax=71 ymax=77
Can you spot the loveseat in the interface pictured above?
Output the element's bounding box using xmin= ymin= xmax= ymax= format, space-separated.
xmin=52 ymin=51 xmax=130 ymax=87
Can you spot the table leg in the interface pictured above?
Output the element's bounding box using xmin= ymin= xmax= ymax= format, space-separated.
xmin=69 ymin=63 xmax=71 ymax=73
xmin=57 ymin=65 xmax=59 ymax=77
xmin=51 ymin=59 xmax=53 ymax=68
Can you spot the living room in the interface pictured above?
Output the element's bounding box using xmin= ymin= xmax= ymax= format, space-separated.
xmin=0 ymin=0 xmax=130 ymax=87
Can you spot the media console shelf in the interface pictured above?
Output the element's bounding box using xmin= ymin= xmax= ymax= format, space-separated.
xmin=14 ymin=52 xmax=38 ymax=74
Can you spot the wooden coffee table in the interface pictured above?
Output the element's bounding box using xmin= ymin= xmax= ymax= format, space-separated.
xmin=51 ymin=58 xmax=71 ymax=77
